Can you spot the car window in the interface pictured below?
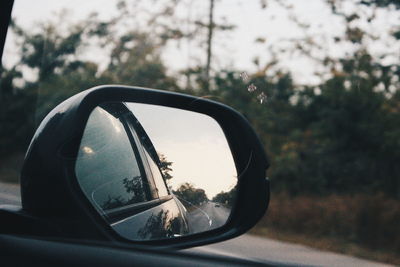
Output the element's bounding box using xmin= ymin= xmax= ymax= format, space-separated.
xmin=75 ymin=106 xmax=151 ymax=213
xmin=142 ymin=149 xmax=169 ymax=198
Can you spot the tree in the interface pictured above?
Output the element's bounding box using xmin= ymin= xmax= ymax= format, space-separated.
xmin=158 ymin=153 xmax=173 ymax=181
xmin=212 ymin=185 xmax=237 ymax=208
xmin=173 ymin=183 xmax=208 ymax=206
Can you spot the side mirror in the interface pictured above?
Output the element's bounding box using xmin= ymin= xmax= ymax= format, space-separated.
xmin=21 ymin=85 xmax=269 ymax=248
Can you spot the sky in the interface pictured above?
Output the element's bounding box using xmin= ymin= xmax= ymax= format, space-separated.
xmin=4 ymin=0 xmax=399 ymax=86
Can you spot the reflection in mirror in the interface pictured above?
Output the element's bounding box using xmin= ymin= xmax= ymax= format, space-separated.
xmin=75 ymin=102 xmax=237 ymax=241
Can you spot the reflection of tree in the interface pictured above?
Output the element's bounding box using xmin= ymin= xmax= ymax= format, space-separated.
xmin=173 ymin=183 xmax=208 ymax=207
xmin=100 ymin=175 xmax=147 ymax=210
xmin=137 ymin=210 xmax=182 ymax=240
xmin=101 ymin=195 xmax=125 ymax=210
xmin=122 ymin=176 xmax=147 ymax=204
xmin=212 ymin=185 xmax=237 ymax=208
xmin=158 ymin=153 xmax=173 ymax=181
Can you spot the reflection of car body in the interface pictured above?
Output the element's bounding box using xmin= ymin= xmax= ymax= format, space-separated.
xmin=76 ymin=102 xmax=189 ymax=240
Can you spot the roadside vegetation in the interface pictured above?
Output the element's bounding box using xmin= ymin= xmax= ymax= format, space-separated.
xmin=252 ymin=193 xmax=400 ymax=264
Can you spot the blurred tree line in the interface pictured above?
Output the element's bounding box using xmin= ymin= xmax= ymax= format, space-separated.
xmin=0 ymin=0 xmax=399 ymax=201
xmin=173 ymin=183 xmax=208 ymax=206
xmin=212 ymin=185 xmax=236 ymax=208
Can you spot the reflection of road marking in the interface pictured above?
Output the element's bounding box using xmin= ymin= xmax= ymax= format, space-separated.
xmin=176 ymin=196 xmax=212 ymax=226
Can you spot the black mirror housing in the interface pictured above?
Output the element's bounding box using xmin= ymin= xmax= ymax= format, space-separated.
xmin=21 ymin=85 xmax=270 ymax=248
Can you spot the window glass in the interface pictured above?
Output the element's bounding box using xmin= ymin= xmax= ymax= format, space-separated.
xmin=143 ymin=149 xmax=169 ymax=198
xmin=75 ymin=107 xmax=150 ymax=212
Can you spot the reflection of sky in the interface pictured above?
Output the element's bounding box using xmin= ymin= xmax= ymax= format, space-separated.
xmin=127 ymin=103 xmax=237 ymax=199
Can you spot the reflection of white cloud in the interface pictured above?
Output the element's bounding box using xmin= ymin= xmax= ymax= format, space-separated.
xmin=105 ymin=112 xmax=121 ymax=133
xmin=128 ymin=103 xmax=237 ymax=198
xmin=82 ymin=146 xmax=94 ymax=154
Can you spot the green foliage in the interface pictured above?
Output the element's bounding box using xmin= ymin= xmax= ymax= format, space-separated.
xmin=0 ymin=65 xmax=35 ymax=156
xmin=212 ymin=185 xmax=237 ymax=208
xmin=268 ymin=51 xmax=400 ymax=197
xmin=158 ymin=153 xmax=173 ymax=181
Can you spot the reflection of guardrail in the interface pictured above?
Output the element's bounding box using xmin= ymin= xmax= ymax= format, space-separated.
xmin=174 ymin=195 xmax=212 ymax=227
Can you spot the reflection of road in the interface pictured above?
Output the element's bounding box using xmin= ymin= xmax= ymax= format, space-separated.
xmin=186 ymin=201 xmax=230 ymax=234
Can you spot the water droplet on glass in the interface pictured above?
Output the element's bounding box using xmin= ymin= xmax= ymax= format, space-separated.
xmin=240 ymin=71 xmax=249 ymax=82
xmin=257 ymin=92 xmax=268 ymax=104
xmin=247 ymin=83 xmax=257 ymax=92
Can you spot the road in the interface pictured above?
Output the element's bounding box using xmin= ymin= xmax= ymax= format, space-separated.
xmin=0 ymin=182 xmax=393 ymax=266
xmin=188 ymin=234 xmax=392 ymax=266
xmin=186 ymin=201 xmax=230 ymax=234
xmin=0 ymin=182 xmax=20 ymax=206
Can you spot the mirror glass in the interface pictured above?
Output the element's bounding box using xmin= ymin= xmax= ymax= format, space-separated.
xmin=74 ymin=102 xmax=237 ymax=241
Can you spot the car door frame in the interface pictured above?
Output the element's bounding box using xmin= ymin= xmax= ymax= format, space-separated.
xmin=83 ymin=103 xmax=158 ymax=223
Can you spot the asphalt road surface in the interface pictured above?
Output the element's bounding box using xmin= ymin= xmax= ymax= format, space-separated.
xmin=186 ymin=201 xmax=230 ymax=234
xmin=188 ymin=234 xmax=392 ymax=266
xmin=0 ymin=182 xmax=393 ymax=266
xmin=0 ymin=182 xmax=20 ymax=206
